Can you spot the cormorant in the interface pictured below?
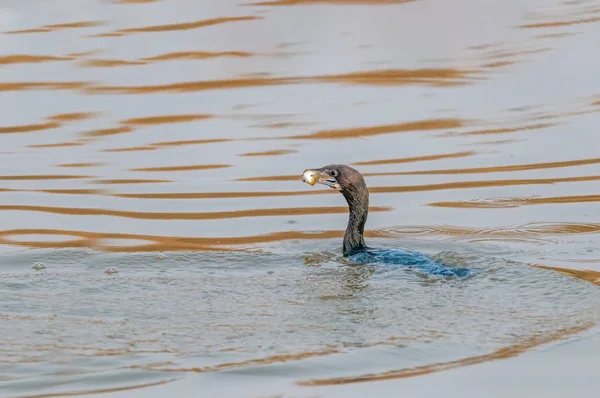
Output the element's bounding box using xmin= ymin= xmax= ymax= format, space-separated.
xmin=302 ymin=164 xmax=473 ymax=277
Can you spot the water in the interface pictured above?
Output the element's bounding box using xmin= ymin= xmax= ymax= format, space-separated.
xmin=1 ymin=243 xmax=599 ymax=397
xmin=1 ymin=0 xmax=600 ymax=396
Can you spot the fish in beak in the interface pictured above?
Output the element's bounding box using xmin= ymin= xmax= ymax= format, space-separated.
xmin=302 ymin=169 xmax=341 ymax=190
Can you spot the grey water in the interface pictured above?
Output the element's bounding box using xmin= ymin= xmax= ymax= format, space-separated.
xmin=1 ymin=239 xmax=599 ymax=397
xmin=2 ymin=0 xmax=600 ymax=396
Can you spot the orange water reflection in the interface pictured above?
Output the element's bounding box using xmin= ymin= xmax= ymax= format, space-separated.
xmin=296 ymin=323 xmax=594 ymax=386
xmin=251 ymin=0 xmax=419 ymax=5
xmin=4 ymin=21 xmax=103 ymax=35
xmin=93 ymin=16 xmax=262 ymax=37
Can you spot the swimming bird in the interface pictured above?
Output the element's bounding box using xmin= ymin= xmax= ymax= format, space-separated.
xmin=302 ymin=164 xmax=473 ymax=277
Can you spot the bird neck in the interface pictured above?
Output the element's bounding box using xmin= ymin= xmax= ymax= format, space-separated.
xmin=342 ymin=189 xmax=368 ymax=256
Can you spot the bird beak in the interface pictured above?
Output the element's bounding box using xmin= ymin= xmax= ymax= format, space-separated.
xmin=302 ymin=169 xmax=340 ymax=190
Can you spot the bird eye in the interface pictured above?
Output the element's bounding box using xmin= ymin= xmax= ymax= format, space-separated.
xmin=330 ymin=169 xmax=338 ymax=178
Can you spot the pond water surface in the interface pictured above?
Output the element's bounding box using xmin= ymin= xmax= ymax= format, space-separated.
xmin=1 ymin=0 xmax=600 ymax=397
